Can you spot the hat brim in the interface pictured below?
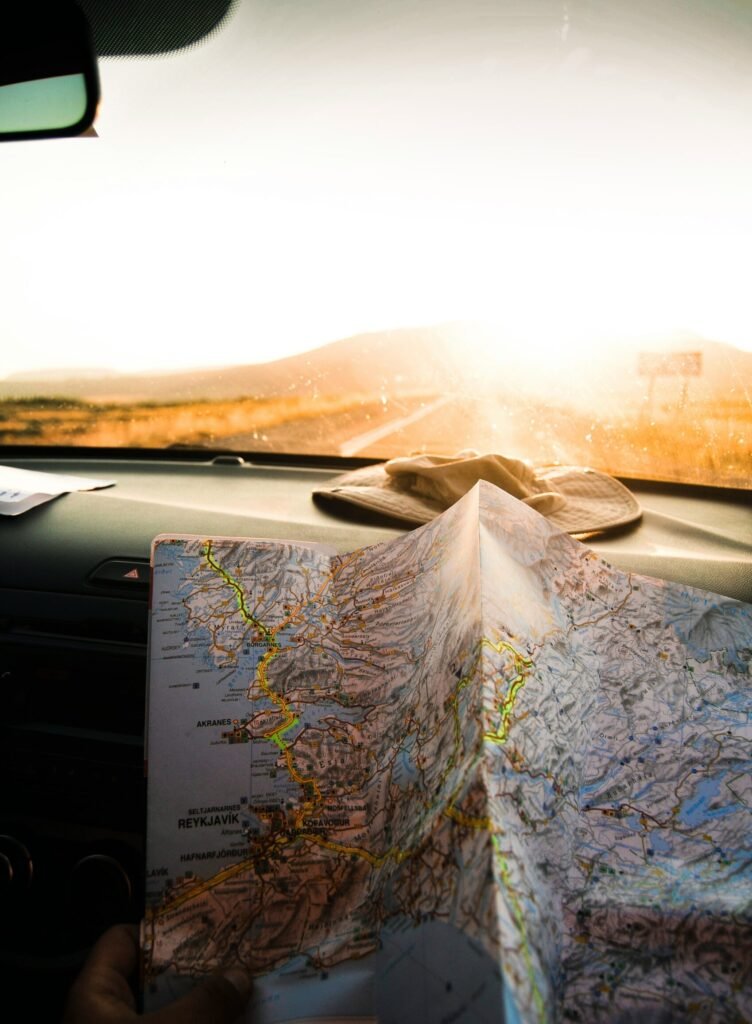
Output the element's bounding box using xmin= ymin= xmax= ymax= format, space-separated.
xmin=313 ymin=463 xmax=641 ymax=536
xmin=534 ymin=465 xmax=641 ymax=534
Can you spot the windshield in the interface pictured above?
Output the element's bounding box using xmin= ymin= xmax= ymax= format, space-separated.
xmin=2 ymin=0 xmax=751 ymax=487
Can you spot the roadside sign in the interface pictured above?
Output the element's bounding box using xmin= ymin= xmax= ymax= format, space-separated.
xmin=637 ymin=352 xmax=702 ymax=377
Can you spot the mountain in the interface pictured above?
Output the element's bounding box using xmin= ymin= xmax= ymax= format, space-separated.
xmin=0 ymin=325 xmax=749 ymax=415
xmin=0 ymin=325 xmax=482 ymax=404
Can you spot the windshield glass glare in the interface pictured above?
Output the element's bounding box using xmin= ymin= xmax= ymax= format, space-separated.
xmin=1 ymin=0 xmax=750 ymax=487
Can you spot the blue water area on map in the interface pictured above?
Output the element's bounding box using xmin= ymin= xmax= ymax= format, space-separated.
xmin=676 ymin=773 xmax=736 ymax=828
xmin=249 ymin=917 xmax=505 ymax=1023
xmin=647 ymin=832 xmax=672 ymax=855
xmin=722 ymin=689 xmax=752 ymax=710
xmin=579 ymin=778 xmax=606 ymax=799
xmin=392 ymin=733 xmax=419 ymax=790
xmin=503 ymin=985 xmax=523 ymax=1024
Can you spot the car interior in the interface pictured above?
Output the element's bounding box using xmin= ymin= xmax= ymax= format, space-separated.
xmin=0 ymin=1 xmax=750 ymax=1020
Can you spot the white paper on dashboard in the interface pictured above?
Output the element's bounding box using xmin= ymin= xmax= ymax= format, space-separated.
xmin=0 ymin=464 xmax=115 ymax=516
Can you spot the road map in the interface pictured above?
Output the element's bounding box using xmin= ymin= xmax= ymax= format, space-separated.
xmin=142 ymin=481 xmax=752 ymax=1023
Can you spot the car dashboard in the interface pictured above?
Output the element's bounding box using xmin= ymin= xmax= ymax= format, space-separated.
xmin=0 ymin=452 xmax=750 ymax=1019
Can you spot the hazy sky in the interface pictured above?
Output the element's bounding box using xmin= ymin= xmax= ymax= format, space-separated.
xmin=3 ymin=0 xmax=752 ymax=377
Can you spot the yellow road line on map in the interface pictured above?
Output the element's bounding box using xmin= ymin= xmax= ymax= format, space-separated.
xmin=480 ymin=639 xmax=533 ymax=745
xmin=155 ymin=825 xmax=415 ymax=917
xmin=153 ymin=856 xmax=255 ymax=917
xmin=441 ymin=637 xmax=533 ymax=793
xmin=204 ymin=543 xmax=323 ymax=819
xmin=204 ymin=543 xmax=384 ymax=837
xmin=267 ymin=715 xmax=300 ymax=750
xmin=205 ymin=542 xmax=272 ymax=640
xmin=193 ymin=555 xmax=537 ymax=916
xmin=492 ymin=835 xmax=546 ymax=1023
xmin=443 ymin=806 xmax=494 ymax=831
xmin=295 ymin=832 xmax=412 ymax=868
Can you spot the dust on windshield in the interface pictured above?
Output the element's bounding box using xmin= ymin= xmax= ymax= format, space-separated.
xmin=1 ymin=323 xmax=749 ymax=487
xmin=1 ymin=1 xmax=751 ymax=487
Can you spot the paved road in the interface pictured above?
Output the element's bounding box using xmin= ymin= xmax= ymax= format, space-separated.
xmin=337 ymin=393 xmax=532 ymax=460
xmin=210 ymin=391 xmax=533 ymax=461
xmin=338 ymin=397 xmax=454 ymax=456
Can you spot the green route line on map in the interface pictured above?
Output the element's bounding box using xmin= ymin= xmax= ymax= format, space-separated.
xmin=437 ymin=631 xmax=545 ymax=1024
xmin=441 ymin=637 xmax=533 ymax=790
xmin=153 ymin=541 xmax=562 ymax=1024
xmin=481 ymin=639 xmax=534 ymax=746
xmin=437 ymin=638 xmax=531 ymax=851
xmin=203 ymin=542 xmax=321 ymax=817
xmin=152 ymin=542 xmax=551 ymax=1003
xmin=295 ymin=632 xmax=536 ymax=867
xmin=201 ymin=541 xmax=417 ymax=840
xmin=177 ymin=556 xmax=538 ymax=923
xmin=268 ymin=715 xmax=300 ymax=750
xmin=492 ymin=834 xmax=547 ymax=1024
xmin=204 ymin=541 xmax=275 ymax=644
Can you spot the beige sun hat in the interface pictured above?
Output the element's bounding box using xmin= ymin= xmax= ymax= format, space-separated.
xmin=313 ymin=451 xmax=641 ymax=535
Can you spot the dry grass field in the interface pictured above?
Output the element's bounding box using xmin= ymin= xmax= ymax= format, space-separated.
xmin=515 ymin=399 xmax=751 ymax=488
xmin=0 ymin=394 xmax=386 ymax=449
xmin=1 ymin=392 xmax=749 ymax=488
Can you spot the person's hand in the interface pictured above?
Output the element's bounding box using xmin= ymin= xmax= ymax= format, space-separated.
xmin=63 ymin=924 xmax=252 ymax=1024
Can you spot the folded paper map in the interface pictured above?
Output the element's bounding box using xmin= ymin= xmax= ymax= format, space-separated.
xmin=142 ymin=481 xmax=751 ymax=1023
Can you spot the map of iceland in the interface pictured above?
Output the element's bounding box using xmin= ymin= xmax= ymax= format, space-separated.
xmin=143 ymin=482 xmax=751 ymax=1022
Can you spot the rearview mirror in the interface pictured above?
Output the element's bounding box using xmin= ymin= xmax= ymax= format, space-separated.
xmin=0 ymin=3 xmax=99 ymax=141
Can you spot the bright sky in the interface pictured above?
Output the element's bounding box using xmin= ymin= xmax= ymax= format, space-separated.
xmin=3 ymin=0 xmax=752 ymax=378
